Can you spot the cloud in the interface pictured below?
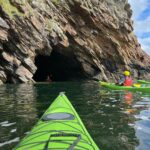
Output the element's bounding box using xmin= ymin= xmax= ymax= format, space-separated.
xmin=137 ymin=8 xmax=150 ymax=20
xmin=128 ymin=0 xmax=149 ymax=19
xmin=134 ymin=16 xmax=150 ymax=33
xmin=136 ymin=32 xmax=150 ymax=39
xmin=128 ymin=0 xmax=150 ymax=54
xmin=139 ymin=37 xmax=150 ymax=54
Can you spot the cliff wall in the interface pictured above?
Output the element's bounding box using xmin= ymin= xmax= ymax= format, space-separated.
xmin=0 ymin=0 xmax=150 ymax=83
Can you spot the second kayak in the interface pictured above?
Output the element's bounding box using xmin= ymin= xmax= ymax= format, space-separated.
xmin=137 ymin=80 xmax=150 ymax=84
xmin=14 ymin=92 xmax=99 ymax=150
xmin=100 ymin=81 xmax=150 ymax=92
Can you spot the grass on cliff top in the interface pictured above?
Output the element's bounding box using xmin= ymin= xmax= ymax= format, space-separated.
xmin=51 ymin=0 xmax=61 ymax=5
xmin=0 ymin=0 xmax=23 ymax=18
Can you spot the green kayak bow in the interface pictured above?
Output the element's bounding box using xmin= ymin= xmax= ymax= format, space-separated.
xmin=14 ymin=93 xmax=99 ymax=150
xmin=100 ymin=81 xmax=150 ymax=92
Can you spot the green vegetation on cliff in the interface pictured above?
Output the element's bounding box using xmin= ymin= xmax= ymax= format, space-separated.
xmin=0 ymin=0 xmax=23 ymax=18
xmin=51 ymin=0 xmax=61 ymax=5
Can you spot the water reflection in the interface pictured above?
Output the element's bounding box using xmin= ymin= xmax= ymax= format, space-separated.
xmin=91 ymin=91 xmax=138 ymax=150
xmin=133 ymin=93 xmax=150 ymax=150
xmin=0 ymin=84 xmax=38 ymax=150
xmin=97 ymin=90 xmax=150 ymax=150
xmin=0 ymin=82 xmax=149 ymax=150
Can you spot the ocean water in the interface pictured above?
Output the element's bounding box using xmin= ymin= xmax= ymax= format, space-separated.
xmin=0 ymin=81 xmax=150 ymax=150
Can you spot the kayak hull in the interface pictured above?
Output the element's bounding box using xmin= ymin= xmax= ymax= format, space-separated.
xmin=100 ymin=81 xmax=150 ymax=92
xmin=14 ymin=93 xmax=99 ymax=150
xmin=137 ymin=80 xmax=150 ymax=84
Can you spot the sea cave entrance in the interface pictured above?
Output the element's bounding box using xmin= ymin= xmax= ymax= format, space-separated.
xmin=33 ymin=50 xmax=84 ymax=82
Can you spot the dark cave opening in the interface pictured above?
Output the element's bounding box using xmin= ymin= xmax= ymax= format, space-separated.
xmin=33 ymin=50 xmax=84 ymax=82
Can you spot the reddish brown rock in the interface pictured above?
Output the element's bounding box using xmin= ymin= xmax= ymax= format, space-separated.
xmin=0 ymin=0 xmax=149 ymax=83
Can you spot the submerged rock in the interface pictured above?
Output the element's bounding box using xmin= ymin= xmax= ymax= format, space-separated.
xmin=0 ymin=0 xmax=149 ymax=83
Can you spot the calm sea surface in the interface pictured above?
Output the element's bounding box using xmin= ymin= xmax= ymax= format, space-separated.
xmin=0 ymin=81 xmax=150 ymax=150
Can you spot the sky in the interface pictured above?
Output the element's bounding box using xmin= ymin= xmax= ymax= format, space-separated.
xmin=128 ymin=0 xmax=150 ymax=54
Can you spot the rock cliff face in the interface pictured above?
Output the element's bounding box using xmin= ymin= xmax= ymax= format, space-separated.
xmin=0 ymin=0 xmax=150 ymax=84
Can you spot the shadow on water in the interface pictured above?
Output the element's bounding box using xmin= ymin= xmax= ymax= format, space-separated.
xmin=0 ymin=81 xmax=150 ymax=150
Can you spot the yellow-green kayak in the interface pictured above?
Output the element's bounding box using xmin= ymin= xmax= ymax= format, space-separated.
xmin=100 ymin=81 xmax=150 ymax=92
xmin=14 ymin=93 xmax=99 ymax=150
xmin=137 ymin=80 xmax=150 ymax=84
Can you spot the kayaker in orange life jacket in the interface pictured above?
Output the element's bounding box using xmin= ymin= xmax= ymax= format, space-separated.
xmin=117 ymin=71 xmax=133 ymax=86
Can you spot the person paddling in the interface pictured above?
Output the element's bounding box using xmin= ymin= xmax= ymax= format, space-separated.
xmin=117 ymin=71 xmax=133 ymax=86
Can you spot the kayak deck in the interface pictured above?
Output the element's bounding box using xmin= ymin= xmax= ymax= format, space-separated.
xmin=100 ymin=81 xmax=150 ymax=92
xmin=14 ymin=93 xmax=99 ymax=150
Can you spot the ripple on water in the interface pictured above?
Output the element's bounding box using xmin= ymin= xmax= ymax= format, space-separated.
xmin=0 ymin=137 xmax=20 ymax=148
xmin=0 ymin=82 xmax=150 ymax=150
xmin=10 ymin=129 xmax=17 ymax=133
xmin=1 ymin=122 xmax=16 ymax=127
